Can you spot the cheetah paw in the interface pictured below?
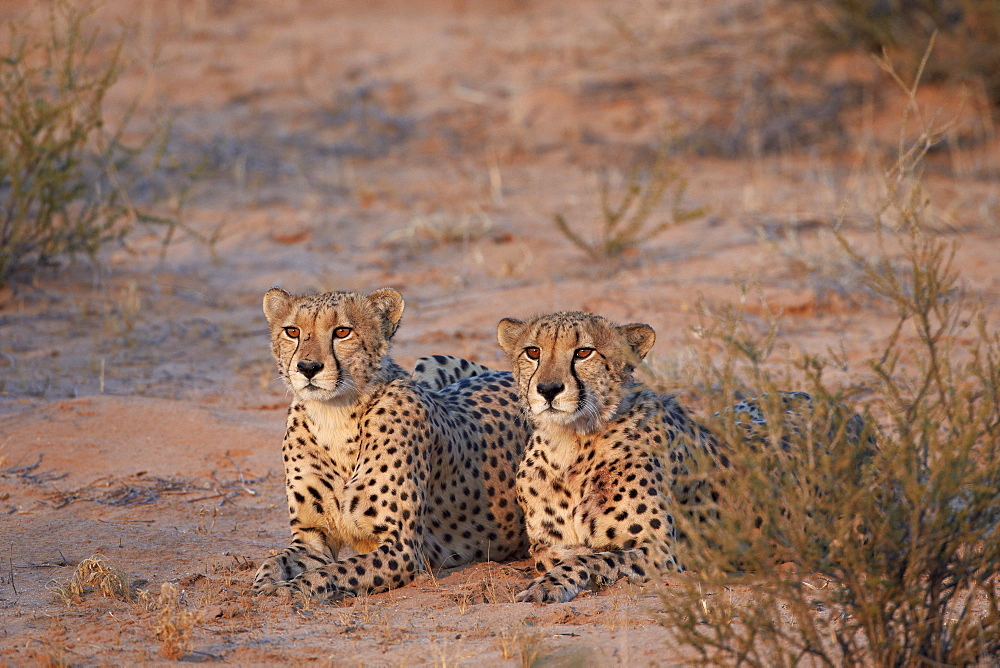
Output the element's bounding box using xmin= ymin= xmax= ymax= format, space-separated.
xmin=253 ymin=578 xmax=308 ymax=598
xmin=251 ymin=577 xmax=279 ymax=595
xmin=515 ymin=580 xmax=579 ymax=604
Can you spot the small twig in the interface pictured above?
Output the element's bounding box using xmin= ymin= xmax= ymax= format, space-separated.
xmin=2 ymin=454 xmax=43 ymax=475
xmin=186 ymin=492 xmax=224 ymax=503
xmin=22 ymin=561 xmax=67 ymax=569
xmin=225 ymin=454 xmax=257 ymax=496
xmin=186 ymin=650 xmax=223 ymax=661
xmin=8 ymin=543 xmax=16 ymax=597
xmin=218 ymin=490 xmax=241 ymax=508
xmin=2 ymin=454 xmax=68 ymax=484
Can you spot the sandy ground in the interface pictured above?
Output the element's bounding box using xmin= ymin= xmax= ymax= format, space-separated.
xmin=1 ymin=0 xmax=998 ymax=663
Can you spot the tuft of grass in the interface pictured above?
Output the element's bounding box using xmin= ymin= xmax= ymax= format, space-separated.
xmin=49 ymin=555 xmax=133 ymax=604
xmin=481 ymin=563 xmax=519 ymax=604
xmin=660 ymin=47 xmax=1000 ymax=666
xmin=553 ymin=138 xmax=706 ymax=259
xmin=497 ymin=628 xmax=548 ymax=667
xmin=0 ymin=1 xmax=177 ymax=285
xmin=151 ymin=582 xmax=202 ymax=660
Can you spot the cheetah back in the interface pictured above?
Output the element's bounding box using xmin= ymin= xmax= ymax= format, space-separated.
xmin=412 ymin=354 xmax=495 ymax=392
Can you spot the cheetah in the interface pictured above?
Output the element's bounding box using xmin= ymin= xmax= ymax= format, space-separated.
xmin=496 ymin=311 xmax=726 ymax=603
xmin=253 ymin=287 xmax=530 ymax=600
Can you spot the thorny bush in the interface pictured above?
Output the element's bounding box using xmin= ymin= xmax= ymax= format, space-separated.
xmin=0 ymin=2 xmax=174 ymax=284
xmin=660 ymin=51 xmax=1000 ymax=666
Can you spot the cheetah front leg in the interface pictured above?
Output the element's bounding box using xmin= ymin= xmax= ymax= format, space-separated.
xmin=528 ymin=543 xmax=592 ymax=573
xmin=271 ymin=540 xmax=421 ymax=601
xmin=516 ymin=543 xmax=681 ymax=604
xmin=263 ymin=462 xmax=429 ymax=600
xmin=252 ymin=528 xmax=341 ymax=593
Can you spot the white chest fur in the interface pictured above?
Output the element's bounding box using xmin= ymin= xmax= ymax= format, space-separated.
xmin=303 ymin=399 xmax=361 ymax=474
xmin=530 ymin=428 xmax=593 ymax=545
xmin=537 ymin=425 xmax=585 ymax=473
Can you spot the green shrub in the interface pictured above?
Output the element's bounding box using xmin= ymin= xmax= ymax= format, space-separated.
xmin=661 ymin=59 xmax=1000 ymax=665
xmin=0 ymin=2 xmax=173 ymax=285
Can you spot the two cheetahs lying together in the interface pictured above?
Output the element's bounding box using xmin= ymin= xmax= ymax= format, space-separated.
xmin=251 ymin=287 xmax=812 ymax=604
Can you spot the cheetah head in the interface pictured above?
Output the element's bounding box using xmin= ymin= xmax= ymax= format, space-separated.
xmin=497 ymin=311 xmax=655 ymax=434
xmin=263 ymin=287 xmax=404 ymax=403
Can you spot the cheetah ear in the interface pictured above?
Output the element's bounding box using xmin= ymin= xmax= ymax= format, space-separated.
xmin=497 ymin=317 xmax=527 ymax=355
xmin=263 ymin=288 xmax=293 ymax=325
xmin=368 ymin=288 xmax=405 ymax=339
xmin=618 ymin=323 xmax=655 ymax=359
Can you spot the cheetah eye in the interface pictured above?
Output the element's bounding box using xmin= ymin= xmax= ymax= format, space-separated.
xmin=283 ymin=326 xmax=300 ymax=339
xmin=524 ymin=346 xmax=540 ymax=360
xmin=574 ymin=348 xmax=595 ymax=359
xmin=333 ymin=327 xmax=352 ymax=339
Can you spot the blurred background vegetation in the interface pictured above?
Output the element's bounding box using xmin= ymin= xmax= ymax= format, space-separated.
xmin=797 ymin=0 xmax=1000 ymax=104
xmin=0 ymin=2 xmax=185 ymax=285
xmin=2 ymin=0 xmax=998 ymax=283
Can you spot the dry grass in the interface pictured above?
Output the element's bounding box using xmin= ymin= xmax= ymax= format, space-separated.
xmin=481 ymin=563 xmax=521 ymax=605
xmin=797 ymin=0 xmax=1000 ymax=106
xmin=149 ymin=582 xmax=201 ymax=660
xmin=0 ymin=1 xmax=180 ymax=285
xmin=43 ymin=466 xmax=269 ymax=510
xmin=553 ymin=137 xmax=705 ymax=259
xmin=760 ymin=224 xmax=872 ymax=307
xmin=497 ymin=627 xmax=548 ymax=667
xmin=49 ymin=555 xmax=132 ymax=604
xmin=659 ymin=50 xmax=1000 ymax=666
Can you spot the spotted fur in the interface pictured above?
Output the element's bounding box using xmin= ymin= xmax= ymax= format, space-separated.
xmin=253 ymin=288 xmax=530 ymax=600
xmin=497 ymin=311 xmax=725 ymax=603
xmin=412 ymin=354 xmax=494 ymax=392
xmin=722 ymin=391 xmax=870 ymax=452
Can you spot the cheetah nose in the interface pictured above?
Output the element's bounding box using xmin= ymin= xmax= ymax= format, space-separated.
xmin=297 ymin=360 xmax=324 ymax=379
xmin=536 ymin=382 xmax=565 ymax=404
